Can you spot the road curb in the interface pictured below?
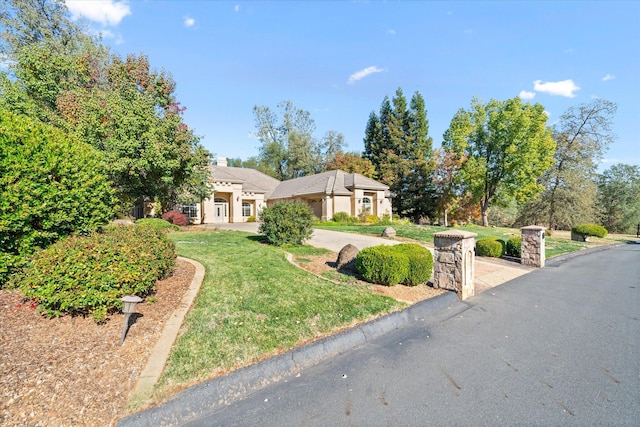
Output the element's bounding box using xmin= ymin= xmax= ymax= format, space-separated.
xmin=127 ymin=256 xmax=205 ymax=405
xmin=118 ymin=291 xmax=466 ymax=427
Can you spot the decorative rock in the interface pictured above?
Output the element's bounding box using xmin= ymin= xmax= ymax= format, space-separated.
xmin=381 ymin=227 xmax=396 ymax=238
xmin=112 ymin=219 xmax=134 ymax=226
xmin=336 ymin=244 xmax=359 ymax=270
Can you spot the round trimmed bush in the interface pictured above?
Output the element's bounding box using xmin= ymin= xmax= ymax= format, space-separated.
xmin=392 ymin=243 xmax=433 ymax=286
xmin=356 ymin=246 xmax=409 ymax=285
xmin=475 ymin=238 xmax=505 ymax=258
xmin=259 ymin=201 xmax=314 ymax=245
xmin=13 ymin=225 xmax=176 ymax=322
xmin=571 ymin=223 xmax=608 ymax=238
xmin=505 ymin=237 xmax=522 ymax=258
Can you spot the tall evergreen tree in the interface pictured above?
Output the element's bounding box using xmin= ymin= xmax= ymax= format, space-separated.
xmin=363 ymin=88 xmax=436 ymax=221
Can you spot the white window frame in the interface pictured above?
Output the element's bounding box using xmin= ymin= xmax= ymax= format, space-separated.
xmin=242 ymin=202 xmax=252 ymax=217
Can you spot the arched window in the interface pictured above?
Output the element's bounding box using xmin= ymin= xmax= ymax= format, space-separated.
xmin=362 ymin=197 xmax=372 ymax=214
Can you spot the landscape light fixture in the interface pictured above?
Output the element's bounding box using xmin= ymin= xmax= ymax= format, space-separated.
xmin=120 ymin=295 xmax=142 ymax=345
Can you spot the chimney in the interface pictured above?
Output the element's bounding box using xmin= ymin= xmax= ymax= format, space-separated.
xmin=217 ymin=157 xmax=228 ymax=167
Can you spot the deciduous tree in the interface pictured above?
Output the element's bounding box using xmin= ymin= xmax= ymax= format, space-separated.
xmin=520 ymin=99 xmax=617 ymax=229
xmin=443 ymin=97 xmax=555 ymax=227
xmin=597 ymin=163 xmax=640 ymax=234
xmin=326 ymin=152 xmax=376 ymax=177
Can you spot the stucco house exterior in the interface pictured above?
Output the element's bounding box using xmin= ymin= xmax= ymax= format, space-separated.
xmin=182 ymin=157 xmax=392 ymax=224
xmin=267 ymin=169 xmax=392 ymax=221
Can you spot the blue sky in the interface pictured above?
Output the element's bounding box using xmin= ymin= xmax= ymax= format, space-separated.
xmin=65 ymin=1 xmax=640 ymax=168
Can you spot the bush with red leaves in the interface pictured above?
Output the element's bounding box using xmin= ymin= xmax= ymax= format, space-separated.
xmin=161 ymin=210 xmax=189 ymax=226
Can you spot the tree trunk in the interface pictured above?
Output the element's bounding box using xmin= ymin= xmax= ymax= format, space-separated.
xmin=443 ymin=208 xmax=449 ymax=227
xmin=481 ymin=201 xmax=489 ymax=227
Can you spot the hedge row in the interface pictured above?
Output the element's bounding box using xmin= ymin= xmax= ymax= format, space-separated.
xmin=12 ymin=225 xmax=176 ymax=322
xmin=356 ymin=243 xmax=433 ymax=286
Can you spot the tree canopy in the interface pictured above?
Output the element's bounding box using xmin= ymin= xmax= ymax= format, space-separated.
xmin=252 ymin=100 xmax=346 ymax=180
xmin=597 ymin=163 xmax=640 ymax=234
xmin=364 ymin=88 xmax=436 ymax=221
xmin=518 ymin=99 xmax=617 ymax=229
xmin=443 ymin=96 xmax=555 ymax=227
xmin=0 ymin=0 xmax=213 ymax=213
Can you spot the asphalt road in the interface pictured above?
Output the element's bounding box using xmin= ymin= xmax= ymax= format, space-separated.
xmin=181 ymin=242 xmax=640 ymax=426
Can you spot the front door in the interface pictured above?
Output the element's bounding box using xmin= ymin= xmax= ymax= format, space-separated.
xmin=214 ymin=203 xmax=228 ymax=223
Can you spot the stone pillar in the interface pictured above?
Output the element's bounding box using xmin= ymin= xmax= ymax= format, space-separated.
xmin=521 ymin=226 xmax=546 ymax=268
xmin=432 ymin=230 xmax=477 ymax=300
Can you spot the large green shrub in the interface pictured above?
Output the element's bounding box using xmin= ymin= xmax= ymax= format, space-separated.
xmin=356 ymin=246 xmax=409 ymax=285
xmin=571 ymin=223 xmax=608 ymax=238
xmin=505 ymin=237 xmax=522 ymax=258
xmin=13 ymin=225 xmax=176 ymax=322
xmin=391 ymin=243 xmax=433 ymax=286
xmin=0 ymin=109 xmax=115 ymax=285
xmin=475 ymin=238 xmax=505 ymax=257
xmin=259 ymin=201 xmax=314 ymax=245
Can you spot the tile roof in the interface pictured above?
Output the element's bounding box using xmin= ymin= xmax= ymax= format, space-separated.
xmin=210 ymin=166 xmax=281 ymax=198
xmin=269 ymin=170 xmax=388 ymax=200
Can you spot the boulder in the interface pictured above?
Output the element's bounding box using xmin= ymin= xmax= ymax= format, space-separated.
xmin=336 ymin=244 xmax=359 ymax=270
xmin=381 ymin=226 xmax=396 ymax=237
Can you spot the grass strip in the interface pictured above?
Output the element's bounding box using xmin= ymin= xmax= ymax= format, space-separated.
xmin=155 ymin=230 xmax=402 ymax=394
xmin=314 ymin=223 xmax=634 ymax=258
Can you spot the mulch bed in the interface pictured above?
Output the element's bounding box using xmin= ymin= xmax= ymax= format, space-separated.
xmin=0 ymin=259 xmax=194 ymax=427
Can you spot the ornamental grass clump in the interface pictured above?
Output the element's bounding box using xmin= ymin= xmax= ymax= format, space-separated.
xmin=13 ymin=225 xmax=176 ymax=322
xmin=475 ymin=238 xmax=505 ymax=258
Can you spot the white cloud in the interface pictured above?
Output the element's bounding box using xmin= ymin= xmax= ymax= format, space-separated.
xmin=602 ymin=74 xmax=615 ymax=81
xmin=184 ymin=17 xmax=195 ymax=27
xmin=388 ymin=29 xmax=396 ymax=36
xmin=348 ymin=66 xmax=384 ymax=85
xmin=235 ymin=5 xmax=240 ymax=12
xmin=533 ymin=79 xmax=580 ymax=98
xmin=65 ymin=1 xmax=131 ymax=26
xmin=519 ymin=90 xmax=536 ymax=100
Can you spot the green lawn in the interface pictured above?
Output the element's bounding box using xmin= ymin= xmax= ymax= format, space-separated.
xmin=314 ymin=222 xmax=635 ymax=258
xmin=155 ymin=230 xmax=402 ymax=396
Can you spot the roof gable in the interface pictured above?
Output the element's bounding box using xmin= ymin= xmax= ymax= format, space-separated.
xmin=211 ymin=166 xmax=281 ymax=197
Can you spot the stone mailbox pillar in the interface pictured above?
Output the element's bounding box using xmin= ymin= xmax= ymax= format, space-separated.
xmin=432 ymin=230 xmax=477 ymax=300
xmin=521 ymin=226 xmax=546 ymax=268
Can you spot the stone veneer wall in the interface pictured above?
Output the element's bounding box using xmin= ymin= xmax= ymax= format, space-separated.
xmin=432 ymin=229 xmax=477 ymax=300
xmin=521 ymin=226 xmax=546 ymax=268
